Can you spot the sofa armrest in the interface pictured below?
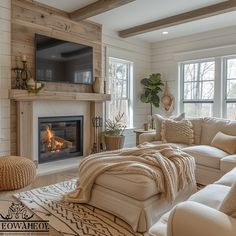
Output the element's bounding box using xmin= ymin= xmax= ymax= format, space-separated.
xmin=167 ymin=201 xmax=236 ymax=236
xmin=221 ymin=155 xmax=236 ymax=173
xmin=139 ymin=132 xmax=156 ymax=144
xmin=215 ymin=167 xmax=236 ymax=187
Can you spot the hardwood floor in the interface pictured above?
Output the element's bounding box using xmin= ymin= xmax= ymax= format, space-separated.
xmin=0 ymin=168 xmax=78 ymax=236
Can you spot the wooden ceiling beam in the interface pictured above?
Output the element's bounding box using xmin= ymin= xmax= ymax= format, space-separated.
xmin=70 ymin=0 xmax=135 ymax=21
xmin=119 ymin=0 xmax=236 ymax=38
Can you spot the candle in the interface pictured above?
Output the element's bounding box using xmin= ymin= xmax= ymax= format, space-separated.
xmin=22 ymin=55 xmax=27 ymax=62
xmin=36 ymin=82 xmax=42 ymax=89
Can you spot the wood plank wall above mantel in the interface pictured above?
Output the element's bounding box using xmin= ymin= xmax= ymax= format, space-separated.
xmin=11 ymin=0 xmax=103 ymax=155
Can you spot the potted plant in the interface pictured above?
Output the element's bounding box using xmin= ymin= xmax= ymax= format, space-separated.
xmin=140 ymin=73 xmax=164 ymax=128
xmin=104 ymin=113 xmax=126 ymax=151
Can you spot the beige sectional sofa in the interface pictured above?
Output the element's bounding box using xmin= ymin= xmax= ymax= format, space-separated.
xmin=149 ymin=167 xmax=236 ymax=236
xmin=139 ymin=117 xmax=236 ymax=185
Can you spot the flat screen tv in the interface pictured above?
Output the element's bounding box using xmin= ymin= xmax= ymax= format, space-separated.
xmin=35 ymin=34 xmax=93 ymax=85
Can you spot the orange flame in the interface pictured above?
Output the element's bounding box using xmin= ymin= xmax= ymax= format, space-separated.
xmin=46 ymin=127 xmax=64 ymax=152
xmin=46 ymin=127 xmax=53 ymax=140
xmin=55 ymin=140 xmax=63 ymax=149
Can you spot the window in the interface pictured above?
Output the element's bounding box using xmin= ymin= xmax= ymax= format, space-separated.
xmin=180 ymin=60 xmax=215 ymax=117
xmin=107 ymin=57 xmax=133 ymax=127
xmin=225 ymin=57 xmax=236 ymax=119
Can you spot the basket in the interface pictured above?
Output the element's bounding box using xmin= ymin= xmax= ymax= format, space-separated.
xmin=104 ymin=135 xmax=125 ymax=151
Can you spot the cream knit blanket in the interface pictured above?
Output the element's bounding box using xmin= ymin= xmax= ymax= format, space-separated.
xmin=64 ymin=143 xmax=196 ymax=203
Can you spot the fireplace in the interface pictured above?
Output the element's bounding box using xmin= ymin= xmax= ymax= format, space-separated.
xmin=38 ymin=116 xmax=83 ymax=163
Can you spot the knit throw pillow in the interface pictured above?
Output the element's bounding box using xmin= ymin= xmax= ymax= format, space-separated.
xmin=161 ymin=119 xmax=194 ymax=145
xmin=153 ymin=113 xmax=185 ymax=140
xmin=219 ymin=182 xmax=236 ymax=218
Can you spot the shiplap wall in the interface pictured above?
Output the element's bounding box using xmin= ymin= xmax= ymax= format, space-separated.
xmin=151 ymin=25 xmax=236 ymax=116
xmin=102 ymin=30 xmax=151 ymax=147
xmin=0 ymin=0 xmax=11 ymax=156
xmin=10 ymin=0 xmax=102 ymax=155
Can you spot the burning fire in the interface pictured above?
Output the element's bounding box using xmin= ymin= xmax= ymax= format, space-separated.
xmin=46 ymin=127 xmax=64 ymax=152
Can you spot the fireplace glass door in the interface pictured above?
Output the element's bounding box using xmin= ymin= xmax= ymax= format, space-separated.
xmin=38 ymin=116 xmax=83 ymax=163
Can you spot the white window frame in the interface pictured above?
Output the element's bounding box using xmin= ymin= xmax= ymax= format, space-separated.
xmin=179 ymin=54 xmax=236 ymax=119
xmin=179 ymin=58 xmax=215 ymax=117
xmin=222 ymin=55 xmax=236 ymax=119
xmin=107 ymin=57 xmax=133 ymax=128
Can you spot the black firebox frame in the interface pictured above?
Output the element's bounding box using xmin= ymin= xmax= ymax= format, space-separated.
xmin=38 ymin=116 xmax=83 ymax=164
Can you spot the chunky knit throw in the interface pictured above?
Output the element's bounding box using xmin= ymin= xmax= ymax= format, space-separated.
xmin=65 ymin=143 xmax=196 ymax=203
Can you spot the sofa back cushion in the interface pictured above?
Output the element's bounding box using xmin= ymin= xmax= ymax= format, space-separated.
xmin=219 ymin=182 xmax=236 ymax=218
xmin=161 ymin=119 xmax=194 ymax=145
xmin=153 ymin=113 xmax=185 ymax=140
xmin=201 ymin=117 xmax=236 ymax=145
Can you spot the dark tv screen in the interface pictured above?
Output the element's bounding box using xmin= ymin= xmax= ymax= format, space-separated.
xmin=35 ymin=34 xmax=93 ymax=84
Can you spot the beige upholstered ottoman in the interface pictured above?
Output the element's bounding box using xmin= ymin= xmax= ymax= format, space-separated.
xmin=0 ymin=156 xmax=36 ymax=190
xmin=87 ymin=172 xmax=197 ymax=232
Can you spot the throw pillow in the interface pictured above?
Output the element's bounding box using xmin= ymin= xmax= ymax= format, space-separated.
xmin=161 ymin=119 xmax=194 ymax=145
xmin=211 ymin=132 xmax=236 ymax=155
xmin=219 ymin=182 xmax=236 ymax=218
xmin=187 ymin=118 xmax=203 ymax=145
xmin=153 ymin=113 xmax=185 ymax=140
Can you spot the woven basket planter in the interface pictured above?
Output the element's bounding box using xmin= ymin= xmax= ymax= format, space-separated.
xmin=104 ymin=135 xmax=125 ymax=151
xmin=0 ymin=156 xmax=36 ymax=190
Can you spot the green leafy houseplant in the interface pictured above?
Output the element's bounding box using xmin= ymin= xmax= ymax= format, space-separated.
xmin=104 ymin=113 xmax=126 ymax=150
xmin=140 ymin=73 xmax=164 ymax=108
xmin=140 ymin=73 xmax=164 ymax=128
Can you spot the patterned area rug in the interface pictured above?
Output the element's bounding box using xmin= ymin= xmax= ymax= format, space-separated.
xmin=14 ymin=179 xmax=143 ymax=236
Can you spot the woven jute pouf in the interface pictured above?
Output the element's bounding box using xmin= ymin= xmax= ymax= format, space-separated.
xmin=0 ymin=156 xmax=36 ymax=190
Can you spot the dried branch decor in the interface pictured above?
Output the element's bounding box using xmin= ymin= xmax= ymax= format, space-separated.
xmin=104 ymin=113 xmax=126 ymax=136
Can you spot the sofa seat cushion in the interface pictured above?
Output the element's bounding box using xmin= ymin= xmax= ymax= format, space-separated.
xmin=95 ymin=173 xmax=158 ymax=201
xmin=182 ymin=145 xmax=228 ymax=169
xmin=221 ymin=155 xmax=236 ymax=173
xmin=188 ymin=184 xmax=230 ymax=209
xmin=151 ymin=141 xmax=190 ymax=149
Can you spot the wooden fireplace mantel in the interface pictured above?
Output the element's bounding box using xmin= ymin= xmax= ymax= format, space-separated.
xmin=9 ymin=89 xmax=111 ymax=102
xmin=10 ymin=89 xmax=109 ymax=161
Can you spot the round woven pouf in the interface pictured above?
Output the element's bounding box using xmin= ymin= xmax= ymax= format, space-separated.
xmin=0 ymin=156 xmax=36 ymax=190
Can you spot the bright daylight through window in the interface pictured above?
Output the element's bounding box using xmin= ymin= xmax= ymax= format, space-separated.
xmin=181 ymin=60 xmax=215 ymax=117
xmin=180 ymin=56 xmax=236 ymax=119
xmin=107 ymin=57 xmax=133 ymax=127
xmin=225 ymin=58 xmax=236 ymax=119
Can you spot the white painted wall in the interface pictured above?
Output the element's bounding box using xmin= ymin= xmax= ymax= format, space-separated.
xmin=0 ymin=0 xmax=11 ymax=156
xmin=2 ymin=4 xmax=236 ymax=154
xmin=150 ymin=25 xmax=236 ymax=116
xmin=102 ymin=30 xmax=151 ymax=147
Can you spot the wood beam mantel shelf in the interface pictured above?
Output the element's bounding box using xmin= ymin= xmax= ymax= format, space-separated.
xmin=9 ymin=89 xmax=111 ymax=102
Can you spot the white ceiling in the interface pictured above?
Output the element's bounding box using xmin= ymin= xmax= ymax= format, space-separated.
xmin=35 ymin=0 xmax=236 ymax=43
xmin=35 ymin=0 xmax=97 ymax=12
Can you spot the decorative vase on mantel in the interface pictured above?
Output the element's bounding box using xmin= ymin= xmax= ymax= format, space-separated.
xmin=93 ymin=77 xmax=104 ymax=93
